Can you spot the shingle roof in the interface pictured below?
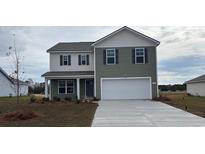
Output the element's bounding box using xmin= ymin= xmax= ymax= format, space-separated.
xmin=41 ymin=71 xmax=94 ymax=77
xmin=185 ymin=74 xmax=205 ymax=84
xmin=92 ymin=26 xmax=160 ymax=46
xmin=47 ymin=42 xmax=94 ymax=52
xmin=0 ymin=67 xmax=14 ymax=83
xmin=0 ymin=67 xmax=27 ymax=85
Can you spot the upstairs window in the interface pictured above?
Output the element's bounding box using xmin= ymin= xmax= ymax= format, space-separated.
xmin=60 ymin=55 xmax=71 ymax=66
xmin=135 ymin=48 xmax=145 ymax=64
xmin=78 ymin=54 xmax=89 ymax=65
xmin=106 ymin=49 xmax=116 ymax=64
xmin=63 ymin=55 xmax=68 ymax=65
xmin=81 ymin=55 xmax=87 ymax=65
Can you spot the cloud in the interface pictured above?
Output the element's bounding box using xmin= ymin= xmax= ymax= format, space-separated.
xmin=158 ymin=55 xmax=205 ymax=84
xmin=0 ymin=26 xmax=205 ymax=84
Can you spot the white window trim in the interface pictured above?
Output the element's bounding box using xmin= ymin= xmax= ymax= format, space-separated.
xmin=58 ymin=80 xmax=74 ymax=94
xmin=135 ymin=48 xmax=145 ymax=64
xmin=61 ymin=55 xmax=71 ymax=66
xmin=58 ymin=80 xmax=66 ymax=94
xmin=67 ymin=80 xmax=74 ymax=94
xmin=80 ymin=55 xmax=87 ymax=65
xmin=106 ymin=48 xmax=116 ymax=65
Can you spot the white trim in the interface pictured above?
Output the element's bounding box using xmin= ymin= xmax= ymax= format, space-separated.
xmin=100 ymin=77 xmax=152 ymax=100
xmin=80 ymin=54 xmax=87 ymax=65
xmin=49 ymin=80 xmax=51 ymax=100
xmin=106 ymin=48 xmax=116 ymax=65
xmin=58 ymin=79 xmax=74 ymax=94
xmin=135 ymin=48 xmax=145 ymax=64
xmin=92 ymin=26 xmax=160 ymax=47
xmin=58 ymin=80 xmax=66 ymax=94
xmin=45 ymin=78 xmax=48 ymax=98
xmin=48 ymin=50 xmax=93 ymax=53
xmin=45 ymin=75 xmax=94 ymax=79
xmin=60 ymin=54 xmax=71 ymax=66
xmin=94 ymin=47 xmax=96 ymax=97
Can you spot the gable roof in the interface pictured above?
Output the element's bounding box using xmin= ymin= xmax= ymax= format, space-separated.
xmin=0 ymin=67 xmax=28 ymax=85
xmin=0 ymin=67 xmax=14 ymax=84
xmin=91 ymin=26 xmax=160 ymax=46
xmin=47 ymin=42 xmax=94 ymax=52
xmin=185 ymin=74 xmax=205 ymax=84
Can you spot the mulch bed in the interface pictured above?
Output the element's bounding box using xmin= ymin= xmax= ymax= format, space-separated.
xmin=0 ymin=110 xmax=40 ymax=122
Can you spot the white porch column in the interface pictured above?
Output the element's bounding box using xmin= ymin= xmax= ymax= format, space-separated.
xmin=77 ymin=78 xmax=80 ymax=100
xmin=45 ymin=78 xmax=48 ymax=98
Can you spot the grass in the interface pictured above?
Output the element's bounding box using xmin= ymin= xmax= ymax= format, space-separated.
xmin=0 ymin=96 xmax=98 ymax=127
xmin=160 ymin=92 xmax=205 ymax=118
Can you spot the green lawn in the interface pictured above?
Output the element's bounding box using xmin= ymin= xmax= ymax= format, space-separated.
xmin=160 ymin=92 xmax=205 ymax=118
xmin=0 ymin=96 xmax=98 ymax=127
xmin=0 ymin=96 xmax=31 ymax=103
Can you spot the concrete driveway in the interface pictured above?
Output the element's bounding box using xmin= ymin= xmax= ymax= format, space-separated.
xmin=92 ymin=100 xmax=205 ymax=127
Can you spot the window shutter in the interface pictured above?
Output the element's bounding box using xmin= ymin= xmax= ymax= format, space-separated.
xmin=132 ymin=49 xmax=135 ymax=64
xmin=60 ymin=55 xmax=63 ymax=66
xmin=86 ymin=55 xmax=89 ymax=65
xmin=145 ymin=48 xmax=148 ymax=63
xmin=68 ymin=55 xmax=71 ymax=65
xmin=103 ymin=49 xmax=106 ymax=64
xmin=116 ymin=49 xmax=119 ymax=64
xmin=78 ymin=55 xmax=81 ymax=65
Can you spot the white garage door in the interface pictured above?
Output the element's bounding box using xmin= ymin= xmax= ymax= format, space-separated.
xmin=101 ymin=78 xmax=151 ymax=100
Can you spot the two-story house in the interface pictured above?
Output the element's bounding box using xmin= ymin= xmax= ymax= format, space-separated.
xmin=42 ymin=26 xmax=160 ymax=100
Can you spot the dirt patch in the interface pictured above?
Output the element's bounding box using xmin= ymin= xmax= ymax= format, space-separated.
xmin=0 ymin=110 xmax=40 ymax=121
xmin=153 ymin=96 xmax=171 ymax=101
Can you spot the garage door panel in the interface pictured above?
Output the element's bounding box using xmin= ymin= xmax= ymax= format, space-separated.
xmin=101 ymin=78 xmax=151 ymax=100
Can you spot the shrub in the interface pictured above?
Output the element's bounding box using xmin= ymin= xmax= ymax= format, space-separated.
xmin=64 ymin=97 xmax=72 ymax=101
xmin=187 ymin=93 xmax=192 ymax=96
xmin=42 ymin=97 xmax=49 ymax=102
xmin=93 ymin=97 xmax=100 ymax=101
xmin=30 ymin=95 xmax=37 ymax=103
xmin=53 ymin=96 xmax=60 ymax=102
xmin=35 ymin=99 xmax=44 ymax=104
xmin=76 ymin=99 xmax=81 ymax=104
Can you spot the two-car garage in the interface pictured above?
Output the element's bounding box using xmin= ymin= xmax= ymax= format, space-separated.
xmin=101 ymin=77 xmax=152 ymax=100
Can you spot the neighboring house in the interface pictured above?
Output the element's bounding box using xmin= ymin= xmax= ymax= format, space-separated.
xmin=42 ymin=26 xmax=160 ymax=100
xmin=0 ymin=67 xmax=28 ymax=97
xmin=185 ymin=74 xmax=205 ymax=96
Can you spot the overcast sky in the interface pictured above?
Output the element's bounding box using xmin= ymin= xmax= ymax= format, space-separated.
xmin=0 ymin=26 xmax=205 ymax=84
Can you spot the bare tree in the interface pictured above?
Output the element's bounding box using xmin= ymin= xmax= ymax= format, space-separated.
xmin=7 ymin=34 xmax=25 ymax=103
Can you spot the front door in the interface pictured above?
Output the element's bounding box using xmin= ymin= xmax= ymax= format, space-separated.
xmin=86 ymin=79 xmax=94 ymax=97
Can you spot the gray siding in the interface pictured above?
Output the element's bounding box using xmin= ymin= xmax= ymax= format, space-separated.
xmin=51 ymin=79 xmax=77 ymax=100
xmin=95 ymin=46 xmax=158 ymax=99
xmin=80 ymin=79 xmax=86 ymax=99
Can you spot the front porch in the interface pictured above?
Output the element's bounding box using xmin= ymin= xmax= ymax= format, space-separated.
xmin=42 ymin=71 xmax=94 ymax=100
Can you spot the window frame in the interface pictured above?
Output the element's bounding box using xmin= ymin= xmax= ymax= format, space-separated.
xmin=61 ymin=55 xmax=71 ymax=66
xmin=58 ymin=80 xmax=66 ymax=94
xmin=135 ymin=48 xmax=145 ymax=64
xmin=80 ymin=55 xmax=87 ymax=65
xmin=66 ymin=80 xmax=74 ymax=94
xmin=106 ymin=48 xmax=116 ymax=65
xmin=58 ymin=80 xmax=74 ymax=94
